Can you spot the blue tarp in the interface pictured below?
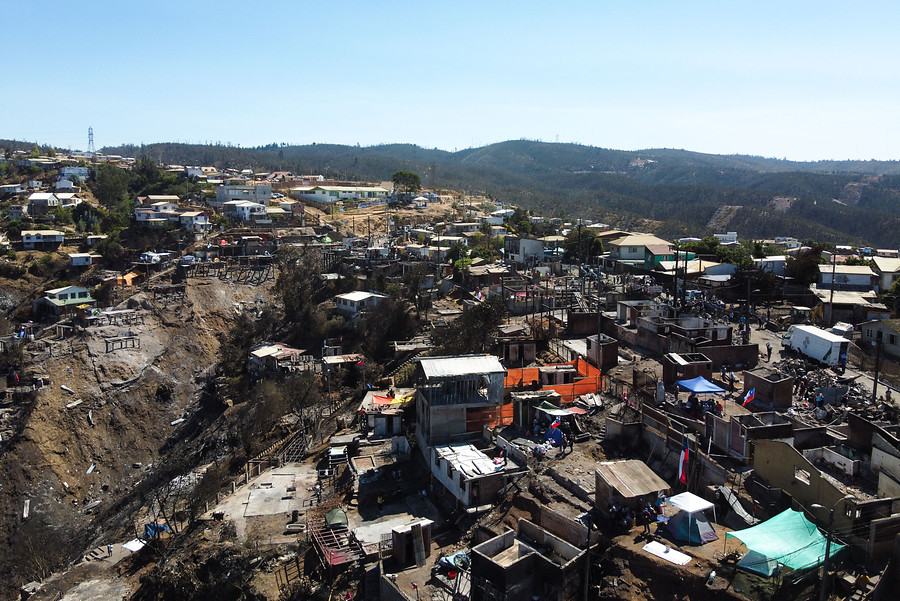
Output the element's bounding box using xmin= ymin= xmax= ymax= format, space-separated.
xmin=143 ymin=523 xmax=170 ymax=540
xmin=544 ymin=427 xmax=563 ymax=446
xmin=676 ymin=376 xmax=725 ymax=394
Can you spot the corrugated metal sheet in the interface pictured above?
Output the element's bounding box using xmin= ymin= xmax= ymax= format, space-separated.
xmin=435 ymin=443 xmax=501 ymax=478
xmin=419 ymin=355 xmax=504 ymax=379
xmin=596 ymin=460 xmax=668 ymax=499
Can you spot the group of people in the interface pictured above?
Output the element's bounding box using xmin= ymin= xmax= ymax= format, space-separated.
xmin=529 ymin=415 xmax=575 ymax=457
xmin=681 ymin=392 xmax=724 ymax=418
xmin=607 ymin=498 xmax=665 ymax=536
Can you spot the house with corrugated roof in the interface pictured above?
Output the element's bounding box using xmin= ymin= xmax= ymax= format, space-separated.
xmin=32 ymin=285 xmax=94 ymax=317
xmin=873 ymin=256 xmax=900 ymax=292
xmin=26 ymin=192 xmax=59 ymax=217
xmin=22 ymin=229 xmax=64 ymax=250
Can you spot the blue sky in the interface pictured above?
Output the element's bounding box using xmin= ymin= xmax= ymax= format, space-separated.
xmin=4 ymin=1 xmax=899 ymax=160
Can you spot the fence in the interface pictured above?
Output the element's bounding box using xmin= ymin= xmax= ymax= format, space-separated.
xmin=849 ymin=343 xmax=900 ymax=390
xmin=504 ymin=357 xmax=605 ymax=403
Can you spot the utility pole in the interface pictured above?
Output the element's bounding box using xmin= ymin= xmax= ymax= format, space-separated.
xmin=812 ymin=496 xmax=852 ymax=601
xmin=672 ymin=244 xmax=678 ymax=319
xmin=828 ymin=250 xmax=836 ymax=326
xmin=872 ymin=332 xmax=883 ymax=403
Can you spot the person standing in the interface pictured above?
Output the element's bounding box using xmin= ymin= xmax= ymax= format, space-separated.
xmin=107 ymin=544 xmax=113 ymax=558
xmin=641 ymin=505 xmax=652 ymax=536
xmin=766 ymin=342 xmax=773 ymax=362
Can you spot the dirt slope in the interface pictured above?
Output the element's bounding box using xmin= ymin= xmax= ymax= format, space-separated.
xmin=0 ymin=273 xmax=276 ymax=599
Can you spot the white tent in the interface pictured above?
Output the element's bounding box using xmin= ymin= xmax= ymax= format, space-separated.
xmin=666 ymin=492 xmax=718 ymax=545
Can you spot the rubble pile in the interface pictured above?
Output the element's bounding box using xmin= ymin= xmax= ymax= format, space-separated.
xmin=773 ymin=358 xmax=898 ymax=424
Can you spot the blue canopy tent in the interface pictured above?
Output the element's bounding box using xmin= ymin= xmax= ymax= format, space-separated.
xmin=676 ymin=376 xmax=725 ymax=394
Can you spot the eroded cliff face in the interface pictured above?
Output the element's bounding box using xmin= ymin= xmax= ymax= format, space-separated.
xmin=0 ymin=275 xmax=276 ymax=599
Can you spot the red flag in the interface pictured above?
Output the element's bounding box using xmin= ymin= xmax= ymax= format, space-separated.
xmin=355 ymin=358 xmax=364 ymax=366
xmin=678 ymin=438 xmax=689 ymax=484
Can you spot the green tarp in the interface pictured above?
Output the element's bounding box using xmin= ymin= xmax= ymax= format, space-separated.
xmin=324 ymin=507 xmax=348 ymax=528
xmin=726 ymin=508 xmax=843 ymax=570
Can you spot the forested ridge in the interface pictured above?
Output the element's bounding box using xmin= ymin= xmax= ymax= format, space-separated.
xmin=8 ymin=138 xmax=899 ymax=246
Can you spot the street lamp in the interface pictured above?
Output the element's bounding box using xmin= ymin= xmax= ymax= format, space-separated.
xmin=811 ymin=495 xmax=853 ymax=601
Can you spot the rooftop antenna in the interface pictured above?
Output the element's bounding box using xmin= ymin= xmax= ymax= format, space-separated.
xmin=88 ymin=127 xmax=96 ymax=159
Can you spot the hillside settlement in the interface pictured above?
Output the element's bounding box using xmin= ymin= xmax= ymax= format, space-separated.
xmin=2 ymin=149 xmax=900 ymax=601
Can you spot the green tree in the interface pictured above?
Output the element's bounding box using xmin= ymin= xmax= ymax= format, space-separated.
xmin=391 ymin=170 xmax=421 ymax=195
xmin=91 ymin=163 xmax=130 ymax=208
xmin=29 ymin=145 xmax=40 ymax=158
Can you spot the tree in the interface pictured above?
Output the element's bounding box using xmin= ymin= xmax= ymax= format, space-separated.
xmin=276 ymin=245 xmax=327 ymax=340
xmin=391 ymin=170 xmax=421 ymax=195
xmin=358 ymin=298 xmax=418 ymax=362
xmin=434 ymin=295 xmax=506 ymax=355
xmin=785 ymin=245 xmax=827 ymax=286
xmin=91 ymin=163 xmax=130 ymax=208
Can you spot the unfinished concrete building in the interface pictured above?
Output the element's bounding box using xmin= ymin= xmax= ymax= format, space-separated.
xmin=742 ymin=367 xmax=794 ymax=409
xmin=414 ymin=355 xmax=507 ymax=451
xmin=661 ymin=352 xmax=713 ymax=385
xmin=753 ymin=439 xmax=900 ymax=560
xmin=586 ymin=333 xmax=618 ymax=371
xmin=470 ymin=519 xmax=586 ymax=601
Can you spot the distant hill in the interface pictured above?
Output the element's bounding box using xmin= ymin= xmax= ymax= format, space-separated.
xmin=91 ymin=140 xmax=900 ymax=247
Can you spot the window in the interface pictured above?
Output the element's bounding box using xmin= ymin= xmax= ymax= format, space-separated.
xmin=891 ymin=334 xmax=897 ymax=345
xmin=446 ymin=463 xmax=453 ymax=478
xmin=793 ymin=466 xmax=810 ymax=485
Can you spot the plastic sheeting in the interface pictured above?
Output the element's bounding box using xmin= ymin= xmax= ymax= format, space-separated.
xmin=726 ymin=509 xmax=843 ymax=570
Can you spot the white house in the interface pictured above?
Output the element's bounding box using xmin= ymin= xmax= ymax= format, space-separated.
xmin=55 ymin=192 xmax=83 ymax=208
xmin=178 ymin=211 xmax=211 ymax=232
xmin=0 ymin=183 xmax=27 ymax=196
xmin=714 ymin=231 xmax=738 ymax=244
xmin=753 ymin=255 xmax=787 ymax=276
xmin=819 ymin=264 xmax=876 ymax=292
xmin=872 ymin=257 xmax=900 ymax=292
xmin=147 ymin=198 xmax=179 ymax=213
xmin=774 ymin=236 xmax=802 ymax=250
xmin=32 ymin=285 xmax=94 ymax=316
xmin=504 ymin=236 xmax=544 ymax=266
xmin=55 ymin=179 xmax=78 ymax=192
xmin=334 ymin=291 xmax=388 ymax=316
xmin=60 ymin=166 xmax=90 ymax=181
xmin=223 ymin=200 xmax=267 ymax=222
xmin=289 ymin=184 xmax=389 ymax=204
xmin=22 ymin=229 xmax=65 ymax=250
xmin=68 ymin=253 xmax=101 ymax=267
xmin=606 ymin=234 xmax=672 ymax=265
xmin=27 ymin=192 xmax=59 ymax=216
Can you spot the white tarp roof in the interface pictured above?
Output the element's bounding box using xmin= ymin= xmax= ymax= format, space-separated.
xmin=667 ymin=491 xmax=714 ymax=514
xmin=419 ymin=355 xmax=504 ymax=379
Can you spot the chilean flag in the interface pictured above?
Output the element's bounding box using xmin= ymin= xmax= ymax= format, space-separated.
xmin=742 ymin=388 xmax=755 ymax=407
xmin=678 ymin=438 xmax=689 ymax=484
xmin=549 ymin=417 xmax=561 ymax=430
